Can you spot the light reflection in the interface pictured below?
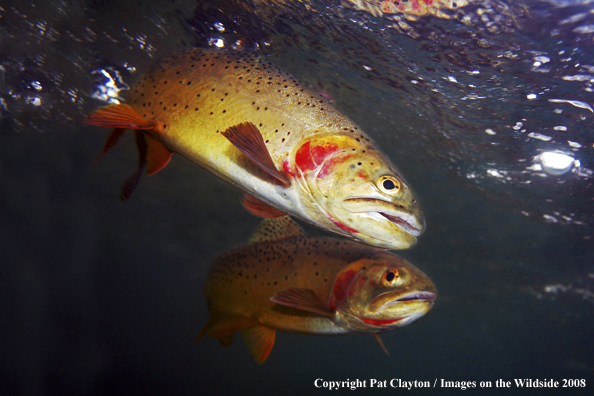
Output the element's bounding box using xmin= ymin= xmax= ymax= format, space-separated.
xmin=31 ymin=81 xmax=43 ymax=91
xmin=536 ymin=151 xmax=575 ymax=176
xmin=528 ymin=132 xmax=552 ymax=141
xmin=91 ymin=68 xmax=129 ymax=104
xmin=26 ymin=96 xmax=42 ymax=106
xmin=486 ymin=169 xmax=510 ymax=181
xmin=548 ymin=98 xmax=593 ymax=112
xmin=208 ymin=37 xmax=225 ymax=48
xmin=543 ymin=214 xmax=558 ymax=223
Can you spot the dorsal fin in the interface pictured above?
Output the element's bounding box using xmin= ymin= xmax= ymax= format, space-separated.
xmin=248 ymin=216 xmax=307 ymax=244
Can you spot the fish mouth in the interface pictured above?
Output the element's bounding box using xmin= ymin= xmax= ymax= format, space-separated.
xmin=357 ymin=292 xmax=435 ymax=327
xmin=371 ymin=291 xmax=436 ymax=311
xmin=396 ymin=291 xmax=436 ymax=302
xmin=358 ymin=316 xmax=405 ymax=326
xmin=341 ymin=198 xmax=424 ymax=237
xmin=378 ymin=212 xmax=423 ymax=237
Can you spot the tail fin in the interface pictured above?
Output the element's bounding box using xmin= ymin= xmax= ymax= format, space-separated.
xmin=84 ymin=104 xmax=173 ymax=200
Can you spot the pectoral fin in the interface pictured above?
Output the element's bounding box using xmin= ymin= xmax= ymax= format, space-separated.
xmin=373 ymin=333 xmax=390 ymax=356
xmin=271 ymin=288 xmax=335 ymax=318
xmin=242 ymin=194 xmax=286 ymax=218
xmin=222 ymin=122 xmax=290 ymax=187
xmin=242 ymin=324 xmax=276 ymax=364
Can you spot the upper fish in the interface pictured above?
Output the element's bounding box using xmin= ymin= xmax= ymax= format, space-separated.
xmin=196 ymin=216 xmax=436 ymax=364
xmin=84 ymin=48 xmax=425 ymax=249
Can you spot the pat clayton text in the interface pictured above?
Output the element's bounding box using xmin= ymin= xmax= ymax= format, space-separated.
xmin=314 ymin=378 xmax=585 ymax=391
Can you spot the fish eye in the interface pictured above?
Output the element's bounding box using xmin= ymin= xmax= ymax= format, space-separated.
xmin=376 ymin=175 xmax=401 ymax=195
xmin=382 ymin=268 xmax=399 ymax=287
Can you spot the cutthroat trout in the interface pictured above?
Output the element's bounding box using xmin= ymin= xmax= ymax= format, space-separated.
xmin=84 ymin=48 xmax=425 ymax=249
xmin=196 ymin=216 xmax=436 ymax=363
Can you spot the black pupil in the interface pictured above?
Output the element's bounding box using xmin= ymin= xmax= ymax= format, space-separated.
xmin=383 ymin=179 xmax=396 ymax=190
xmin=386 ymin=271 xmax=395 ymax=282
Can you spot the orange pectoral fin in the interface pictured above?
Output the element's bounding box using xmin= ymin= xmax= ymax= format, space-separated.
xmin=373 ymin=333 xmax=390 ymax=356
xmin=241 ymin=324 xmax=276 ymax=364
xmin=270 ymin=288 xmax=335 ymax=318
xmin=84 ymin=104 xmax=156 ymax=130
xmin=242 ymin=194 xmax=286 ymax=218
xmin=222 ymin=122 xmax=290 ymax=187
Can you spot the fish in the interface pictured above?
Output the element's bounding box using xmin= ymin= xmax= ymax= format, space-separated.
xmin=84 ymin=48 xmax=425 ymax=249
xmin=196 ymin=216 xmax=436 ymax=363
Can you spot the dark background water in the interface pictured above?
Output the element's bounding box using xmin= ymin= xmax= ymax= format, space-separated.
xmin=1 ymin=0 xmax=593 ymax=395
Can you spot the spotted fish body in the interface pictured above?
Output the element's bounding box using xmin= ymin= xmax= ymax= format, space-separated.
xmin=197 ymin=216 xmax=436 ymax=363
xmin=85 ymin=48 xmax=425 ymax=249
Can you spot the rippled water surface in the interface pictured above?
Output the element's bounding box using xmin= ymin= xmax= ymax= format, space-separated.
xmin=1 ymin=1 xmax=593 ymax=395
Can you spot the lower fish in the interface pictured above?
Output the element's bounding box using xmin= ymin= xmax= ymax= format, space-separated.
xmin=196 ymin=216 xmax=436 ymax=363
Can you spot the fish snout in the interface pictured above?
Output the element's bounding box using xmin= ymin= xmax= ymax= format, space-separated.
xmin=341 ymin=198 xmax=426 ymax=237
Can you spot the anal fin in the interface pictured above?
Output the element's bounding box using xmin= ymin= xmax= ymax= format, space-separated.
xmin=145 ymin=133 xmax=173 ymax=175
xmin=196 ymin=315 xmax=259 ymax=343
xmin=242 ymin=324 xmax=276 ymax=364
xmin=271 ymin=288 xmax=335 ymax=318
xmin=222 ymin=122 xmax=290 ymax=187
xmin=242 ymin=193 xmax=286 ymax=218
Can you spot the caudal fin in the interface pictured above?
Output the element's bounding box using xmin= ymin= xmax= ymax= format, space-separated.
xmin=84 ymin=104 xmax=173 ymax=200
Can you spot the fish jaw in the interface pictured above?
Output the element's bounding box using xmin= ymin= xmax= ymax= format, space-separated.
xmin=293 ymin=178 xmax=425 ymax=250
xmin=331 ymin=258 xmax=436 ymax=333
xmin=367 ymin=290 xmax=436 ymax=327
xmin=292 ymin=138 xmax=425 ymax=250
xmin=341 ymin=196 xmax=425 ymax=241
xmin=341 ymin=290 xmax=435 ymax=331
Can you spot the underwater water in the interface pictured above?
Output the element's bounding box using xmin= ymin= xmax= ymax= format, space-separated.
xmin=1 ymin=0 xmax=593 ymax=394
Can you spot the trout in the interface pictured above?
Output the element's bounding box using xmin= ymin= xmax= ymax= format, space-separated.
xmin=196 ymin=216 xmax=436 ymax=363
xmin=84 ymin=48 xmax=424 ymax=249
